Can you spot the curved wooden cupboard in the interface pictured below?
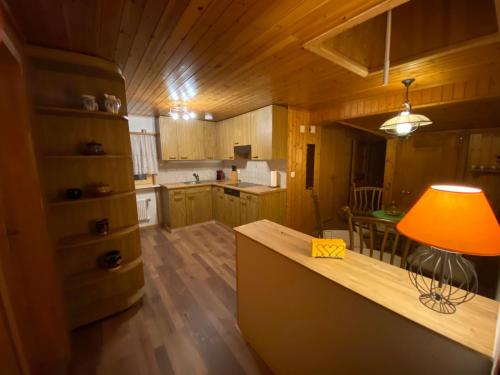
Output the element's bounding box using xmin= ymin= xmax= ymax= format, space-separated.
xmin=27 ymin=46 xmax=144 ymax=328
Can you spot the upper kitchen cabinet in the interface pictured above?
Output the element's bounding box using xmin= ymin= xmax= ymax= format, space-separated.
xmin=158 ymin=117 xmax=179 ymax=160
xmin=252 ymin=105 xmax=288 ymax=160
xmin=203 ymin=122 xmax=217 ymax=160
xmin=216 ymin=105 xmax=288 ymax=160
xmin=158 ymin=116 xmax=217 ymax=161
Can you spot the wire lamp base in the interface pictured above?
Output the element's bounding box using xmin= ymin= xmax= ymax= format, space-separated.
xmin=407 ymin=246 xmax=478 ymax=314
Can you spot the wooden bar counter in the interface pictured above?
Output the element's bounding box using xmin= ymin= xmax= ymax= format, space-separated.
xmin=235 ymin=220 xmax=500 ymax=374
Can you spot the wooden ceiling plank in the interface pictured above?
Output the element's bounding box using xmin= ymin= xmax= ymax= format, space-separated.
xmin=122 ymin=0 xmax=179 ymax=81
xmin=128 ymin=0 xmax=292 ymax=113
xmin=114 ymin=0 xmax=148 ymax=71
xmin=96 ymin=0 xmax=126 ymax=61
xmin=126 ymin=0 xmax=237 ymax=111
xmin=132 ymin=0 xmax=328 ymax=114
xmin=60 ymin=0 xmax=100 ymax=55
xmin=122 ymin=0 xmax=190 ymax=88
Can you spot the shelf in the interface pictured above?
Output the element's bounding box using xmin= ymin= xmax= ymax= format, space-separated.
xmin=49 ymin=191 xmax=135 ymax=207
xmin=44 ymin=154 xmax=131 ymax=160
xmin=35 ymin=105 xmax=128 ymax=121
xmin=57 ymin=224 xmax=139 ymax=249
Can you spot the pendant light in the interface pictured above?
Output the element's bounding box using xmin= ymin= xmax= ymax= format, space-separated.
xmin=380 ymin=79 xmax=432 ymax=136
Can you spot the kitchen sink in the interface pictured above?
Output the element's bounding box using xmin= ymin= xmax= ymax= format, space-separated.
xmin=183 ymin=181 xmax=201 ymax=185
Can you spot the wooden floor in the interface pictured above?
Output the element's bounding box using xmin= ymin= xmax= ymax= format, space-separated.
xmin=68 ymin=222 xmax=271 ymax=375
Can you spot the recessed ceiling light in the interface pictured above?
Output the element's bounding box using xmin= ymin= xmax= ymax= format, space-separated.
xmin=204 ymin=112 xmax=213 ymax=120
xmin=189 ymin=112 xmax=197 ymax=119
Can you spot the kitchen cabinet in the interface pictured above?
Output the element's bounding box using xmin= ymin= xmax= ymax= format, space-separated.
xmin=240 ymin=192 xmax=259 ymax=225
xmin=163 ymin=189 xmax=187 ymax=228
xmin=185 ymin=186 xmax=213 ymax=225
xmin=216 ymin=105 xmax=288 ymax=160
xmin=158 ymin=116 xmax=179 ymax=160
xmin=224 ymin=193 xmax=240 ymax=227
xmin=204 ymin=122 xmax=217 ymax=160
xmin=212 ymin=186 xmax=225 ymax=222
xmin=158 ymin=116 xmax=216 ymax=160
xmin=217 ymin=120 xmax=235 ymax=160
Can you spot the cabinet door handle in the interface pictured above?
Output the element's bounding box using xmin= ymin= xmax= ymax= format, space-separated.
xmin=169 ymin=156 xmax=177 ymax=160
xmin=234 ymin=142 xmax=239 ymax=145
xmin=174 ymin=198 xmax=183 ymax=202
xmin=241 ymin=202 xmax=246 ymax=206
xmin=207 ymin=157 xmax=213 ymax=159
xmin=228 ymin=156 xmax=233 ymax=159
xmin=252 ymin=156 xmax=259 ymax=159
xmin=180 ymin=156 xmax=188 ymax=159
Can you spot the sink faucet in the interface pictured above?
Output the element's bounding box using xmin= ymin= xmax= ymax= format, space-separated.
xmin=193 ymin=172 xmax=200 ymax=182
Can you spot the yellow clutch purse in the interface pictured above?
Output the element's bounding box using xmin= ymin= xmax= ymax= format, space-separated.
xmin=311 ymin=238 xmax=346 ymax=258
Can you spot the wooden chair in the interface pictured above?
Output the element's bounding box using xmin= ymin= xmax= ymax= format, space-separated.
xmin=347 ymin=210 xmax=414 ymax=269
xmin=351 ymin=182 xmax=383 ymax=216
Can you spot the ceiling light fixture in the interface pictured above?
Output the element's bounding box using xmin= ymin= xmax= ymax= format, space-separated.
xmin=380 ymin=78 xmax=432 ymax=137
xmin=204 ymin=112 xmax=214 ymax=121
xmin=169 ymin=104 xmax=197 ymax=121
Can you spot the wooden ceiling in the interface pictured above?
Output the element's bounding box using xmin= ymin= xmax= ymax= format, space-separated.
xmin=4 ymin=0 xmax=500 ymax=122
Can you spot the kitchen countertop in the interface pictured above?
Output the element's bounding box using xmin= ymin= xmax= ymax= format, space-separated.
xmin=161 ymin=180 xmax=286 ymax=195
xmin=234 ymin=220 xmax=499 ymax=359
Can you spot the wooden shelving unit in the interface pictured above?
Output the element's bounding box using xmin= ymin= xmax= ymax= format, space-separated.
xmin=35 ymin=105 xmax=128 ymax=121
xmin=30 ymin=47 xmax=143 ymax=329
xmin=57 ymin=224 xmax=139 ymax=249
xmin=49 ymin=191 xmax=135 ymax=207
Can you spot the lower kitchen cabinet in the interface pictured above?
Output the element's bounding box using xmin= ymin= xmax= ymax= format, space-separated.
xmin=240 ymin=192 xmax=259 ymax=224
xmin=162 ymin=186 xmax=286 ymax=229
xmin=224 ymin=193 xmax=240 ymax=227
xmin=212 ymin=187 xmax=225 ymax=222
xmin=162 ymin=189 xmax=187 ymax=229
xmin=186 ymin=186 xmax=213 ymax=225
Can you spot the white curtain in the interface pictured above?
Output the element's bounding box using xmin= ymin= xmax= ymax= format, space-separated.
xmin=130 ymin=134 xmax=158 ymax=175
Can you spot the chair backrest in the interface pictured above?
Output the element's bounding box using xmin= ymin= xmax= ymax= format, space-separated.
xmin=351 ymin=183 xmax=383 ymax=216
xmin=346 ymin=209 xmax=413 ymax=269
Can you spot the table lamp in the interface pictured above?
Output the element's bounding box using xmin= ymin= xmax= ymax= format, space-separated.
xmin=397 ymin=185 xmax=500 ymax=314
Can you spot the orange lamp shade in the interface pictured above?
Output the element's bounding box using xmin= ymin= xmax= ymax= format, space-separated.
xmin=397 ymin=185 xmax=500 ymax=256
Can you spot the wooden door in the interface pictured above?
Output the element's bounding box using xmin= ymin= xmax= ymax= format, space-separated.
xmin=158 ymin=116 xmax=179 ymax=160
xmin=203 ymin=122 xmax=217 ymax=160
xmin=0 ymin=39 xmax=70 ymax=372
xmin=186 ymin=187 xmax=213 ymax=225
xmin=168 ymin=190 xmax=187 ymax=228
xmin=389 ymin=132 xmax=467 ymax=209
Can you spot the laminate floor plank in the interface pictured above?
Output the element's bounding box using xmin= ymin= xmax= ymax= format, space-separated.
xmin=69 ymin=222 xmax=270 ymax=375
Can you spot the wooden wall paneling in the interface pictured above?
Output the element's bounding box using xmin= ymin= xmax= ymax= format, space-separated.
xmin=286 ymin=106 xmax=322 ymax=234
xmin=465 ymin=129 xmax=500 ymax=218
xmin=387 ymin=131 xmax=469 ymax=209
xmin=318 ymin=126 xmax=355 ymax=226
xmin=0 ymin=32 xmax=70 ymax=372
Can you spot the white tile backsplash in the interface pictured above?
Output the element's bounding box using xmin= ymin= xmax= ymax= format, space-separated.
xmin=222 ymin=160 xmax=287 ymax=187
xmin=157 ymin=161 xmax=222 ymax=183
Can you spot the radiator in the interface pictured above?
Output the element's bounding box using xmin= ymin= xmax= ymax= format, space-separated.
xmin=137 ymin=198 xmax=151 ymax=222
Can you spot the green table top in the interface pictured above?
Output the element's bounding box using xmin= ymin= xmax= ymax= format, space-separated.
xmin=372 ymin=210 xmax=405 ymax=222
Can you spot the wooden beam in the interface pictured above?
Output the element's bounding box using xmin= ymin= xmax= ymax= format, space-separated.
xmin=303 ymin=0 xmax=409 ymax=46
xmin=307 ymin=45 xmax=369 ymax=77
xmin=337 ymin=120 xmax=386 ymax=137
xmin=311 ymin=74 xmax=500 ymax=124
xmin=496 ymin=0 xmax=500 ymax=32
xmin=303 ymin=0 xmax=408 ymax=77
